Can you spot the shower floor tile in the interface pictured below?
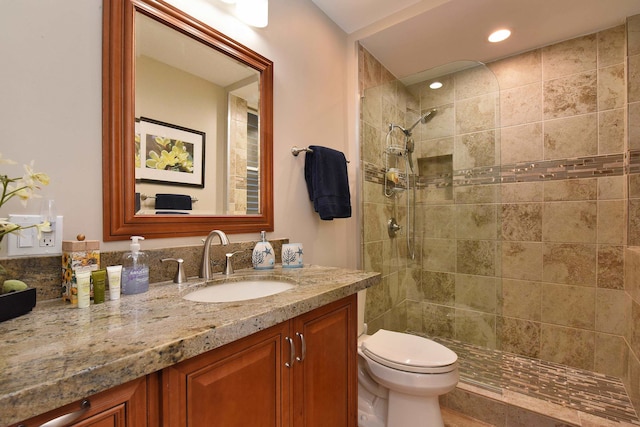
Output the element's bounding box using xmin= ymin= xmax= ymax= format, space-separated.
xmin=430 ymin=336 xmax=640 ymax=426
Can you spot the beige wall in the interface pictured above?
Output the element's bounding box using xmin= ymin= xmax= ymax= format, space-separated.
xmin=0 ymin=0 xmax=357 ymax=268
xmin=360 ymin=18 xmax=639 ymax=408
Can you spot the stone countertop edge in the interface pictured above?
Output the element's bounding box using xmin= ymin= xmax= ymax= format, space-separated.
xmin=0 ymin=265 xmax=380 ymax=426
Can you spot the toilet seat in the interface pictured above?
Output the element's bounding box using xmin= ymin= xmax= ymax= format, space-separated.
xmin=361 ymin=329 xmax=457 ymax=374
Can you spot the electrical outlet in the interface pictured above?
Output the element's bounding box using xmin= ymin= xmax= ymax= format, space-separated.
xmin=7 ymin=214 xmax=64 ymax=256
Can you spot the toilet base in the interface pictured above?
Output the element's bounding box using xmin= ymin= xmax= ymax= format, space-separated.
xmin=387 ymin=389 xmax=443 ymax=427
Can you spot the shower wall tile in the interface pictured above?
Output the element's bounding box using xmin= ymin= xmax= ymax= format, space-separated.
xmin=500 ymin=182 xmax=543 ymax=203
xmin=597 ymin=245 xmax=625 ymax=289
xmin=632 ymin=300 xmax=640 ymax=359
xmin=629 ymin=15 xmax=640 ymax=56
xmin=422 ymin=205 xmax=455 ymax=238
xmin=500 ymin=123 xmax=544 ymax=165
xmin=597 ymin=64 xmax=625 ymax=110
xmin=456 ymin=204 xmax=497 ymax=240
xmin=455 ymin=308 xmax=496 ymax=348
xmin=359 ymin=46 xmax=383 ymax=91
xmin=488 ymin=49 xmax=542 ymax=90
xmin=501 ymin=242 xmax=543 ymax=281
xmin=454 ymin=184 xmax=498 ymax=204
xmin=597 ymin=201 xmax=626 ymax=245
xmin=415 ymin=135 xmax=454 ymax=159
xmin=361 ymin=122 xmax=383 ymax=165
xmin=597 ymin=175 xmax=625 ymax=200
xmin=627 ymin=247 xmax=640 ymax=304
xmin=500 ymin=83 xmax=542 ymax=127
xmin=629 ymin=352 xmax=640 ymax=420
xmin=539 ymin=324 xmax=595 ymax=371
xmin=496 ymin=316 xmax=541 ymax=358
xmin=594 ymin=333 xmax=629 ymax=378
xmin=423 ymin=238 xmax=457 ymax=272
xmin=598 ymin=25 xmax=626 ymax=67
xmin=363 ymin=202 xmax=386 ymax=242
xmin=595 ymin=288 xmax=630 ymax=335
xmin=541 ymin=34 xmax=597 ymax=81
xmin=543 ymin=71 xmax=598 ymax=120
xmin=543 ymin=114 xmax=598 ymax=159
xmin=422 ymin=103 xmax=456 ymax=140
xmin=598 ymin=108 xmax=625 ymax=154
xmin=455 ymin=65 xmax=500 ymax=100
xmin=501 ymin=279 xmax=542 ymax=321
xmin=362 ymin=85 xmax=382 ymax=126
xmin=542 ymin=201 xmax=597 ymax=243
xmin=415 ymin=74 xmax=455 ymax=108
xmin=629 ymin=55 xmax=640 ymax=103
xmin=455 ymin=274 xmax=497 ymax=313
xmin=454 ymin=130 xmax=497 ymax=170
xmin=457 ymin=240 xmax=496 ymax=276
xmin=630 ymin=103 xmax=640 ymax=149
xmin=363 ymin=240 xmax=383 ymax=273
xmin=542 ymin=243 xmax=597 ymax=286
xmin=422 ymin=270 xmax=455 ymax=304
xmin=500 ymin=203 xmax=542 ymax=241
xmin=406 ymin=299 xmax=422 ymax=332
xmin=628 ymin=199 xmax=640 ymax=245
xmin=543 ymin=178 xmax=597 ymax=201
xmin=422 ymin=302 xmax=455 ymax=338
xmin=540 ymin=283 xmax=595 ymax=329
xmin=456 ymin=94 xmax=498 ymax=134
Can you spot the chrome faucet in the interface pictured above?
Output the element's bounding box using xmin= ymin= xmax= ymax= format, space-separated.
xmin=200 ymin=230 xmax=230 ymax=280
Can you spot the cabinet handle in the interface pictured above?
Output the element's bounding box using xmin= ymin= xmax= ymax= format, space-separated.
xmin=285 ymin=336 xmax=295 ymax=368
xmin=38 ymin=399 xmax=91 ymax=427
xmin=295 ymin=332 xmax=306 ymax=363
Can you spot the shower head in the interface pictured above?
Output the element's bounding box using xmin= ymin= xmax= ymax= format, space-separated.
xmin=406 ymin=108 xmax=437 ymax=135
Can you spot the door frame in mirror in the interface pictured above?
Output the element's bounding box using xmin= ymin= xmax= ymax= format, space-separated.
xmin=103 ymin=0 xmax=273 ymax=241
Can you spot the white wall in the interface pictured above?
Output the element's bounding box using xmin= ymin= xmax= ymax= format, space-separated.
xmin=0 ymin=0 xmax=359 ymax=269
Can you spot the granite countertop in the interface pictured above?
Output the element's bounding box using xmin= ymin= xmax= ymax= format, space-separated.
xmin=0 ymin=264 xmax=380 ymax=425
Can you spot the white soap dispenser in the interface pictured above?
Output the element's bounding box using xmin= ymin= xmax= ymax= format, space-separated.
xmin=121 ymin=236 xmax=149 ymax=294
xmin=252 ymin=231 xmax=275 ymax=269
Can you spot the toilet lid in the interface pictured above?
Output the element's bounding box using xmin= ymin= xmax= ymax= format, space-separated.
xmin=361 ymin=329 xmax=457 ymax=373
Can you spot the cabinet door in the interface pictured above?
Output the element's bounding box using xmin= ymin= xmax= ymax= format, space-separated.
xmin=162 ymin=322 xmax=291 ymax=427
xmin=11 ymin=376 xmax=148 ymax=427
xmin=292 ymin=294 xmax=357 ymax=427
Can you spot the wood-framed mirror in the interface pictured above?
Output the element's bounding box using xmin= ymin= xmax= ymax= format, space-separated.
xmin=103 ymin=0 xmax=273 ymax=241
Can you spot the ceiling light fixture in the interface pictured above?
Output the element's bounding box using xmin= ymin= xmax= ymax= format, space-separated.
xmin=429 ymin=81 xmax=443 ymax=90
xmin=488 ymin=29 xmax=511 ymax=43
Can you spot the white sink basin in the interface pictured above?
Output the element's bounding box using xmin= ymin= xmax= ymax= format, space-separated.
xmin=183 ymin=279 xmax=295 ymax=303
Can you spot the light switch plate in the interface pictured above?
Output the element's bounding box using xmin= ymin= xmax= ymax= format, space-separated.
xmin=6 ymin=214 xmax=64 ymax=256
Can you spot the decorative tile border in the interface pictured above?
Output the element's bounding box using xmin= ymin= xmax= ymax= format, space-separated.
xmin=431 ymin=336 xmax=640 ymax=425
xmin=364 ymin=152 xmax=630 ymax=189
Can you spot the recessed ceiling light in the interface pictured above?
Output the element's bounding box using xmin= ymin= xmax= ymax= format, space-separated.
xmin=488 ymin=29 xmax=511 ymax=43
xmin=429 ymin=81 xmax=443 ymax=90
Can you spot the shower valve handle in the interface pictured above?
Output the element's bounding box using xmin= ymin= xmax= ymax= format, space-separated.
xmin=388 ymin=218 xmax=402 ymax=238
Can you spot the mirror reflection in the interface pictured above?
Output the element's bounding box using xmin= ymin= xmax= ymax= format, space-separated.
xmin=134 ymin=12 xmax=260 ymax=216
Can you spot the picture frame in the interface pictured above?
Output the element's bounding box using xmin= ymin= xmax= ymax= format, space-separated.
xmin=135 ymin=117 xmax=205 ymax=188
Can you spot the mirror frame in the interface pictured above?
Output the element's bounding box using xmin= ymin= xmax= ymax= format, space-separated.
xmin=102 ymin=0 xmax=274 ymax=241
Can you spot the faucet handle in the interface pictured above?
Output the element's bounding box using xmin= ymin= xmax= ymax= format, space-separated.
xmin=161 ymin=258 xmax=187 ymax=284
xmin=223 ymin=250 xmax=244 ymax=276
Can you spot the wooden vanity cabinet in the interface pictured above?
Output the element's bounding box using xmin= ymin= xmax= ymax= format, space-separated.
xmin=10 ymin=376 xmax=151 ymax=427
xmin=10 ymin=294 xmax=356 ymax=427
xmin=161 ymin=294 xmax=357 ymax=427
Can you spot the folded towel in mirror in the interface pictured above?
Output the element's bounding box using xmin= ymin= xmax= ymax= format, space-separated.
xmin=155 ymin=193 xmax=192 ymax=210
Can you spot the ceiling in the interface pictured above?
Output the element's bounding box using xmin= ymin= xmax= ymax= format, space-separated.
xmin=311 ymin=0 xmax=640 ymax=80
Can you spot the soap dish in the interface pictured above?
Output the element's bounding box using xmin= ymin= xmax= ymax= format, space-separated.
xmin=0 ymin=287 xmax=36 ymax=322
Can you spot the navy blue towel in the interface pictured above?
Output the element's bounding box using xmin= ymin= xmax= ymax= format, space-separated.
xmin=155 ymin=194 xmax=192 ymax=210
xmin=304 ymin=145 xmax=351 ymax=220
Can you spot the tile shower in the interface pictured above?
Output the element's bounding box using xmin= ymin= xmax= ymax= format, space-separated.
xmin=360 ymin=14 xmax=640 ymax=424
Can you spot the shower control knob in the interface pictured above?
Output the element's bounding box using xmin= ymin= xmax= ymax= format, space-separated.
xmin=388 ymin=218 xmax=402 ymax=238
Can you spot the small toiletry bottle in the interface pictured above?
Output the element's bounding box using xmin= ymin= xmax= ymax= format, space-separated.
xmin=121 ymin=236 xmax=149 ymax=295
xmin=91 ymin=269 xmax=106 ymax=304
xmin=76 ymin=271 xmax=91 ymax=309
xmin=252 ymin=231 xmax=275 ymax=269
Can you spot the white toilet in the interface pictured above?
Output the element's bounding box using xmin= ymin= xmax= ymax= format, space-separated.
xmin=357 ymin=290 xmax=459 ymax=427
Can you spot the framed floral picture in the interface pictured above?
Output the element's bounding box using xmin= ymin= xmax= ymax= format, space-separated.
xmin=135 ymin=117 xmax=205 ymax=188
